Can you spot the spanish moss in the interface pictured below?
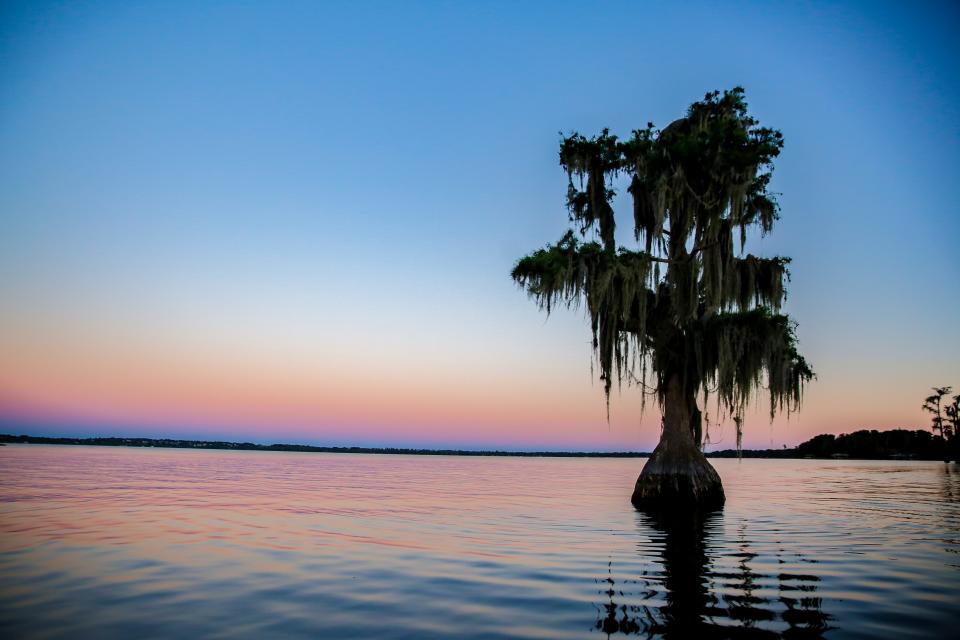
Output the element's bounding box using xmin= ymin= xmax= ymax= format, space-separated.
xmin=512 ymin=88 xmax=814 ymax=509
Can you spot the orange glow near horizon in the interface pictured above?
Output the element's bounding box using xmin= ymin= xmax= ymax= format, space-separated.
xmin=0 ymin=0 xmax=958 ymax=452
xmin=0 ymin=306 xmax=934 ymax=450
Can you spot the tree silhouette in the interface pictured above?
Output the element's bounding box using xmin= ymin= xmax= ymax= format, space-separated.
xmin=946 ymin=394 xmax=959 ymax=441
xmin=512 ymin=89 xmax=813 ymax=509
xmin=922 ymin=386 xmax=952 ymax=439
xmin=924 ymin=387 xmax=958 ymax=463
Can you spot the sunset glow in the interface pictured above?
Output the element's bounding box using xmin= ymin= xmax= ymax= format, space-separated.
xmin=1 ymin=1 xmax=957 ymax=450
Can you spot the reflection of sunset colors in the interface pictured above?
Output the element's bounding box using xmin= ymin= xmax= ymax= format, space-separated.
xmin=1 ymin=445 xmax=956 ymax=637
xmin=1 ymin=2 xmax=958 ymax=450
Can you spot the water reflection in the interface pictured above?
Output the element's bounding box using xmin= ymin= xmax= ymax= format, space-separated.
xmin=941 ymin=464 xmax=960 ymax=567
xmin=942 ymin=463 xmax=959 ymax=503
xmin=3 ymin=448 xmax=958 ymax=638
xmin=595 ymin=510 xmax=832 ymax=638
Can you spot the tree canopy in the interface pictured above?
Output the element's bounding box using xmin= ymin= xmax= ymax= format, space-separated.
xmin=512 ymin=88 xmax=813 ymax=444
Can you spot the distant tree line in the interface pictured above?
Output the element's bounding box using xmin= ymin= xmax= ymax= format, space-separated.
xmin=2 ymin=430 xmax=957 ymax=461
xmin=0 ymin=434 xmax=650 ymax=458
xmin=783 ymin=387 xmax=955 ymax=462
xmin=794 ymin=429 xmax=951 ymax=461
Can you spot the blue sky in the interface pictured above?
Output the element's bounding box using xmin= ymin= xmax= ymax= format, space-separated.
xmin=1 ymin=1 xmax=958 ymax=449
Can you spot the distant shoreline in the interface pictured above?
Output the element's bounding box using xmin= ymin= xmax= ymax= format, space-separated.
xmin=0 ymin=433 xmax=653 ymax=457
xmin=0 ymin=433 xmax=773 ymax=458
xmin=0 ymin=433 xmax=945 ymax=460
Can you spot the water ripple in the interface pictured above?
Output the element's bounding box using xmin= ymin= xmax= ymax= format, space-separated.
xmin=1 ymin=446 xmax=958 ymax=639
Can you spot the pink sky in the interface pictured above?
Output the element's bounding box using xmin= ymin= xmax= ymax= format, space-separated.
xmin=0 ymin=300 xmax=949 ymax=451
xmin=1 ymin=2 xmax=957 ymax=450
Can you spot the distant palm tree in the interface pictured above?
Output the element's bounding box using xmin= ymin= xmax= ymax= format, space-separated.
xmin=922 ymin=386 xmax=952 ymax=438
xmin=944 ymin=394 xmax=959 ymax=441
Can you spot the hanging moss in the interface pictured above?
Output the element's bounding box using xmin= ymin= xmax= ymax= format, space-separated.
xmin=629 ymin=174 xmax=657 ymax=251
xmin=512 ymin=233 xmax=654 ymax=403
xmin=559 ymin=130 xmax=621 ymax=251
xmin=692 ymin=308 xmax=812 ymax=422
xmin=723 ymin=255 xmax=791 ymax=311
xmin=513 ymin=88 xmax=813 ymax=452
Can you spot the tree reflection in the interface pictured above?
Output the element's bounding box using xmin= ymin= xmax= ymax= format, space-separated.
xmin=942 ymin=463 xmax=959 ymax=503
xmin=595 ymin=510 xmax=833 ymax=638
xmin=940 ymin=464 xmax=959 ymax=565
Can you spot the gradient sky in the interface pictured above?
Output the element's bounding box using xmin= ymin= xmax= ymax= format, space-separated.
xmin=1 ymin=1 xmax=958 ymax=450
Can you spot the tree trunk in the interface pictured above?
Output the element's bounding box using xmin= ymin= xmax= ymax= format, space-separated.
xmin=631 ymin=375 xmax=725 ymax=511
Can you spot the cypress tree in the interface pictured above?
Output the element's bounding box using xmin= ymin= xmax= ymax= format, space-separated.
xmin=512 ymin=88 xmax=813 ymax=510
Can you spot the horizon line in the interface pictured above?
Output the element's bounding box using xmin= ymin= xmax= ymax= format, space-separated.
xmin=1 ymin=430 xmax=936 ymax=459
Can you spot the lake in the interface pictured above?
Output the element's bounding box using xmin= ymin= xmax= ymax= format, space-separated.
xmin=1 ymin=445 xmax=957 ymax=639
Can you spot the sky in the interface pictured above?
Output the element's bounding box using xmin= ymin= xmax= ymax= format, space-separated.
xmin=1 ymin=1 xmax=958 ymax=451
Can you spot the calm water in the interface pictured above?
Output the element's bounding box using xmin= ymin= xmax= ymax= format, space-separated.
xmin=1 ymin=445 xmax=958 ymax=639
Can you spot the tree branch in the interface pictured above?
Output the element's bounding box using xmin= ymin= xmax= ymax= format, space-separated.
xmin=689 ymin=240 xmax=720 ymax=256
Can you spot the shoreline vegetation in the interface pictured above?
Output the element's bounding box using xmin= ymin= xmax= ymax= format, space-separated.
xmin=1 ymin=429 xmax=955 ymax=461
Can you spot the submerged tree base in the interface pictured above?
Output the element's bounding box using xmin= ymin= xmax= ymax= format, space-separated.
xmin=631 ymin=444 xmax=725 ymax=512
